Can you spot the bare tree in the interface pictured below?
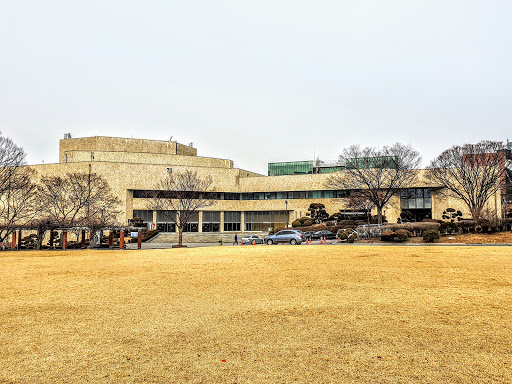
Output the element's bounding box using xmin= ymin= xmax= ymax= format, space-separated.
xmin=426 ymin=140 xmax=507 ymax=223
xmin=146 ymin=169 xmax=216 ymax=247
xmin=326 ymin=143 xmax=421 ymax=224
xmin=346 ymin=190 xmax=376 ymax=224
xmin=0 ymin=168 xmax=39 ymax=242
xmin=35 ymin=172 xmax=120 ymax=248
xmin=0 ymin=133 xmax=27 ymax=196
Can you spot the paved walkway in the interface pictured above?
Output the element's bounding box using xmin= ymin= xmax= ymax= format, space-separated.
xmin=127 ymin=241 xmax=512 ymax=249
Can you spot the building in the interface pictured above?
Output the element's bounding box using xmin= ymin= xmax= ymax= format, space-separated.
xmin=28 ymin=136 xmax=508 ymax=242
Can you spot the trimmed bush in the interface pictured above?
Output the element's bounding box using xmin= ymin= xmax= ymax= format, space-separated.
xmin=381 ymin=231 xmax=396 ymax=242
xmin=292 ymin=220 xmax=302 ymax=227
xmin=337 ymin=229 xmax=358 ymax=243
xmin=395 ymin=229 xmax=411 ymax=243
xmin=423 ymin=230 xmax=440 ymax=243
xmin=439 ymin=222 xmax=457 ymax=235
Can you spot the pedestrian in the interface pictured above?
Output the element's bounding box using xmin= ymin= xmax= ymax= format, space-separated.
xmin=233 ymin=233 xmax=238 ymax=245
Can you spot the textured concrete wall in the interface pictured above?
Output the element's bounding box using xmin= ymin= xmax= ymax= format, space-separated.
xmin=59 ymin=136 xmax=197 ymax=163
xmin=64 ymin=150 xmax=234 ymax=169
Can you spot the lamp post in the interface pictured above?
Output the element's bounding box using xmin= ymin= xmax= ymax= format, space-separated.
xmin=285 ymin=200 xmax=288 ymax=227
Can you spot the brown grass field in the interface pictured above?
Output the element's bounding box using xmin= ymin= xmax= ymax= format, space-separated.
xmin=1 ymin=245 xmax=511 ymax=383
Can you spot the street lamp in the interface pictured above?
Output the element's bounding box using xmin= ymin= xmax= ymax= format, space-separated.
xmin=285 ymin=200 xmax=288 ymax=227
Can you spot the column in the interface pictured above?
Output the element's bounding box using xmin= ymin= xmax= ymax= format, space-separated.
xmin=220 ymin=211 xmax=225 ymax=233
xmin=198 ymin=211 xmax=203 ymax=233
xmin=240 ymin=211 xmax=245 ymax=233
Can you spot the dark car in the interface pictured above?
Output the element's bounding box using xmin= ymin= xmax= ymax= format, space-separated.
xmin=302 ymin=231 xmax=315 ymax=241
xmin=312 ymin=230 xmax=336 ymax=240
xmin=264 ymin=229 xmax=303 ymax=245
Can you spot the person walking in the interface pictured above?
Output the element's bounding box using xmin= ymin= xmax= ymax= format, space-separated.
xmin=233 ymin=234 xmax=238 ymax=245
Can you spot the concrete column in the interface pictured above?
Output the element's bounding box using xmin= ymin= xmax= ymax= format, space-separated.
xmin=81 ymin=230 xmax=86 ymax=248
xmin=240 ymin=211 xmax=245 ymax=233
xmin=109 ymin=231 xmax=114 ymax=249
xmin=62 ymin=231 xmax=67 ymax=250
xmin=11 ymin=231 xmax=16 ymax=249
xmin=220 ymin=211 xmax=225 ymax=233
xmin=137 ymin=230 xmax=142 ymax=249
xmin=17 ymin=230 xmax=22 ymax=249
xmin=198 ymin=211 xmax=203 ymax=233
xmin=152 ymin=210 xmax=157 ymax=230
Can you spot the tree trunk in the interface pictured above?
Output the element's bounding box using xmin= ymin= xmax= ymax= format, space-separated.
xmin=178 ymin=227 xmax=183 ymax=247
xmin=377 ymin=206 xmax=383 ymax=224
xmin=470 ymin=206 xmax=482 ymax=224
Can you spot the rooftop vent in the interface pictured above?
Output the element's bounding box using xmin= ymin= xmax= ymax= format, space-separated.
xmin=63 ymin=133 xmax=72 ymax=139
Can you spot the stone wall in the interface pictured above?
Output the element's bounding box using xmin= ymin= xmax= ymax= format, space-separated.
xmin=59 ymin=136 xmax=197 ymax=163
xmin=148 ymin=231 xmax=268 ymax=243
xmin=63 ymin=150 xmax=234 ymax=169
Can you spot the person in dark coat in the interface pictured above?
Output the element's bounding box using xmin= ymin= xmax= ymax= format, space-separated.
xmin=233 ymin=234 xmax=238 ymax=245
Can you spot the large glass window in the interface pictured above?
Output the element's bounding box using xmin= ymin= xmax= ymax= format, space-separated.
xmin=244 ymin=211 xmax=288 ymax=231
xmin=156 ymin=210 xmax=176 ymax=232
xmin=133 ymin=210 xmax=153 ymax=228
xmin=202 ymin=211 xmax=220 ymax=232
xmin=224 ymin=211 xmax=241 ymax=232
xmin=400 ymin=188 xmax=432 ymax=209
xmin=182 ymin=211 xmax=199 ymax=232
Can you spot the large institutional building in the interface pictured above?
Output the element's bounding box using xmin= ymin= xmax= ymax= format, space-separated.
xmin=29 ymin=136 xmax=510 ymax=242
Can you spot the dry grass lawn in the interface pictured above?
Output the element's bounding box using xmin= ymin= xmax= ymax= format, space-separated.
xmin=1 ymin=246 xmax=511 ymax=383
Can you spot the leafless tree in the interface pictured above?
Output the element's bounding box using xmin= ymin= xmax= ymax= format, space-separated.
xmin=35 ymin=171 xmax=120 ymax=248
xmin=346 ymin=190 xmax=376 ymax=224
xmin=0 ymin=133 xmax=27 ymax=196
xmin=326 ymin=143 xmax=421 ymax=224
xmin=146 ymin=169 xmax=216 ymax=247
xmin=426 ymin=140 xmax=507 ymax=223
xmin=0 ymin=168 xmax=39 ymax=242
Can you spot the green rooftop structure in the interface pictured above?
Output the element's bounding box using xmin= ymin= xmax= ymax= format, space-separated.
xmin=268 ymin=160 xmax=313 ymax=176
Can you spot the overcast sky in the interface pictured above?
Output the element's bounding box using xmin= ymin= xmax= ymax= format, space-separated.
xmin=1 ymin=0 xmax=511 ymax=174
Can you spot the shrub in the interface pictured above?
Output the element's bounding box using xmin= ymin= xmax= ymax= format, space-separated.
xmin=395 ymin=229 xmax=411 ymax=242
xmin=475 ymin=225 xmax=483 ymax=233
xmin=381 ymin=231 xmax=396 ymax=242
xmin=292 ymin=220 xmax=301 ymax=227
xmin=337 ymin=229 xmax=358 ymax=243
xmin=423 ymin=230 xmax=440 ymax=243
xmin=303 ymin=219 xmax=313 ymax=227
xmin=439 ymin=222 xmax=457 ymax=235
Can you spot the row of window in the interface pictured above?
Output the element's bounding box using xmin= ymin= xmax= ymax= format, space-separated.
xmin=133 ymin=189 xmax=349 ymax=200
xmin=133 ymin=210 xmax=287 ymax=233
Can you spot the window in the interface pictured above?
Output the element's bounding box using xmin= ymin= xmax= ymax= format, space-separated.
xmin=400 ymin=188 xmax=432 ymax=209
xmin=183 ymin=211 xmax=199 ymax=232
xmin=244 ymin=211 xmax=288 ymax=231
xmin=202 ymin=211 xmax=220 ymax=232
xmin=156 ymin=210 xmax=176 ymax=232
xmin=224 ymin=211 xmax=241 ymax=232
xmin=133 ymin=210 xmax=153 ymax=224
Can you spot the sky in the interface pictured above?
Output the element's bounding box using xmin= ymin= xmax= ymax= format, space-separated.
xmin=0 ymin=0 xmax=511 ymax=175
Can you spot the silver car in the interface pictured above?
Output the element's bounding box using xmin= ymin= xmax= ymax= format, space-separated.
xmin=264 ymin=229 xmax=303 ymax=245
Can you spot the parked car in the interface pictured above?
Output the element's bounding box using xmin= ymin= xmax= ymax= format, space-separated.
xmin=302 ymin=231 xmax=315 ymax=241
xmin=264 ymin=229 xmax=303 ymax=245
xmin=356 ymin=224 xmax=384 ymax=239
xmin=241 ymin=235 xmax=264 ymax=245
xmin=312 ymin=230 xmax=336 ymax=240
